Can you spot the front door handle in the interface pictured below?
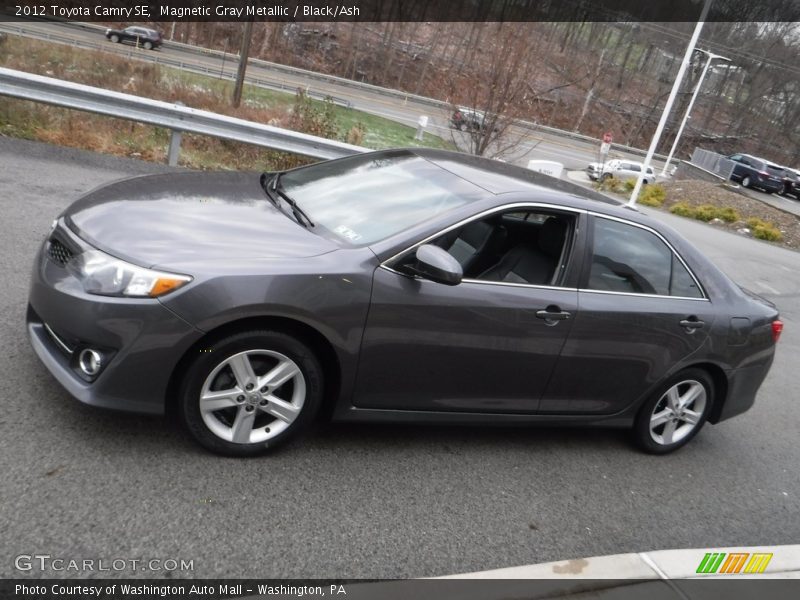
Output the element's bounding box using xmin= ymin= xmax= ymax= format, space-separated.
xmin=536 ymin=305 xmax=571 ymax=324
xmin=679 ymin=317 xmax=705 ymax=332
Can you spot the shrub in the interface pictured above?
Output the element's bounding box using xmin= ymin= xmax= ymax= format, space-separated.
xmin=748 ymin=221 xmax=783 ymax=241
xmin=746 ymin=217 xmax=768 ymax=229
xmin=289 ymin=90 xmax=339 ymax=140
xmin=345 ymin=122 xmax=366 ymax=146
xmin=624 ymin=178 xmax=636 ymax=192
xmin=693 ymin=204 xmax=719 ymax=222
xmin=717 ymin=207 xmax=740 ymax=223
xmin=596 ymin=175 xmax=628 ymax=194
xmin=637 ymin=184 xmax=666 ymax=207
xmin=670 ymin=202 xmax=696 ymax=218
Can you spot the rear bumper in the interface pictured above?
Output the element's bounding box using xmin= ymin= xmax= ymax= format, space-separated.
xmin=714 ymin=358 xmax=775 ymax=423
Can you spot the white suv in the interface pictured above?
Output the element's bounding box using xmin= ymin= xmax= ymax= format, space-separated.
xmin=587 ymin=159 xmax=655 ymax=184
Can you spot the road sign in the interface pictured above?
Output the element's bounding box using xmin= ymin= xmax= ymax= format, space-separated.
xmin=603 ymin=132 xmax=613 ymax=144
xmin=600 ymin=142 xmax=611 ymax=155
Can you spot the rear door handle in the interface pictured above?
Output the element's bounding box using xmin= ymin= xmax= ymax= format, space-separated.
xmin=679 ymin=317 xmax=705 ymax=331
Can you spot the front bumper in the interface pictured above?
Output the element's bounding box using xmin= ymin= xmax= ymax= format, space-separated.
xmin=27 ymin=229 xmax=203 ymax=415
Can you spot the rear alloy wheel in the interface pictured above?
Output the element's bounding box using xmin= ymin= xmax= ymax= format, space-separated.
xmin=110 ymin=34 xmax=120 ymax=43
xmin=742 ymin=175 xmax=752 ymax=188
xmin=180 ymin=330 xmax=323 ymax=456
xmin=143 ymin=41 xmax=153 ymax=50
xmin=633 ymin=368 xmax=714 ymax=454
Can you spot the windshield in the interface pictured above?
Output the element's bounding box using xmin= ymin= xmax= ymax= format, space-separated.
xmin=278 ymin=151 xmax=485 ymax=244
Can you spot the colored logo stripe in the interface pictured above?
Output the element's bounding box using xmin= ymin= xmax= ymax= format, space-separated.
xmin=744 ymin=553 xmax=773 ymax=574
xmin=719 ymin=553 xmax=749 ymax=574
xmin=696 ymin=552 xmax=773 ymax=574
xmin=697 ymin=553 xmax=725 ymax=574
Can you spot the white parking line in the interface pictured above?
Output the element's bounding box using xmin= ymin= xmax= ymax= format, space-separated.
xmin=756 ymin=281 xmax=781 ymax=295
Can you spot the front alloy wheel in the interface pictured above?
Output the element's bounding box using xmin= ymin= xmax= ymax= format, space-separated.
xmin=633 ymin=368 xmax=713 ymax=454
xmin=180 ymin=330 xmax=323 ymax=456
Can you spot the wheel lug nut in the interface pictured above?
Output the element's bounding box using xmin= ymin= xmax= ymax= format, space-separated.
xmin=260 ymin=400 xmax=268 ymax=406
xmin=246 ymin=383 xmax=254 ymax=390
xmin=260 ymin=386 xmax=268 ymax=393
xmin=245 ymin=405 xmax=254 ymax=412
xmin=237 ymin=395 xmax=244 ymax=402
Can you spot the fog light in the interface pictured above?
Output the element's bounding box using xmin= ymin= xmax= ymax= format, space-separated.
xmin=78 ymin=348 xmax=103 ymax=377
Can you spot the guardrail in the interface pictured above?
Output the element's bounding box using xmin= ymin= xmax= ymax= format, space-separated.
xmin=1 ymin=20 xmax=667 ymax=162
xmin=0 ymin=67 xmax=368 ymax=164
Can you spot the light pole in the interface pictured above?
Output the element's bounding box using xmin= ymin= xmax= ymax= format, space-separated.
xmin=660 ymin=49 xmax=731 ymax=177
xmin=628 ymin=0 xmax=713 ymax=207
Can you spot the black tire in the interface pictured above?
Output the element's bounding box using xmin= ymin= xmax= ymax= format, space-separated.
xmin=179 ymin=330 xmax=324 ymax=456
xmin=143 ymin=41 xmax=153 ymax=50
xmin=742 ymin=175 xmax=751 ymax=188
xmin=632 ymin=368 xmax=714 ymax=454
xmin=110 ymin=34 xmax=120 ymax=43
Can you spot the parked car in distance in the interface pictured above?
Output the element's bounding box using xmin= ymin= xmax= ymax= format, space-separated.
xmin=727 ymin=153 xmax=784 ymax=194
xmin=105 ymin=26 xmax=162 ymax=50
xmin=777 ymin=167 xmax=800 ymax=199
xmin=28 ymin=149 xmax=781 ymax=457
xmin=586 ymin=159 xmax=655 ymax=184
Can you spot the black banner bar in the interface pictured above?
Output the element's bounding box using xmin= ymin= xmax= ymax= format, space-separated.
xmin=3 ymin=579 xmax=800 ymax=600
xmin=2 ymin=0 xmax=800 ymax=23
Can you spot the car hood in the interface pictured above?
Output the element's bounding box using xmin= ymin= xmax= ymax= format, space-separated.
xmin=63 ymin=171 xmax=338 ymax=268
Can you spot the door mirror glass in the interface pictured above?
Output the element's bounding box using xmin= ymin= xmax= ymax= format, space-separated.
xmin=413 ymin=244 xmax=463 ymax=286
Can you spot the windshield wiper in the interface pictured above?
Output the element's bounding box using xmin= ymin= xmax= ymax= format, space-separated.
xmin=262 ymin=172 xmax=315 ymax=228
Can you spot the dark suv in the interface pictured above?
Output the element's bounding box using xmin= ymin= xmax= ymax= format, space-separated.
xmin=105 ymin=26 xmax=162 ymax=50
xmin=778 ymin=167 xmax=800 ymax=199
xmin=727 ymin=153 xmax=784 ymax=194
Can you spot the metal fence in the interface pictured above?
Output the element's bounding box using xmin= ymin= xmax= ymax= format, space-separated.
xmin=689 ymin=148 xmax=735 ymax=181
xmin=0 ymin=67 xmax=368 ymax=164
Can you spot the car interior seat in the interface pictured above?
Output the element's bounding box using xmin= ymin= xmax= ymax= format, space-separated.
xmin=477 ymin=217 xmax=567 ymax=285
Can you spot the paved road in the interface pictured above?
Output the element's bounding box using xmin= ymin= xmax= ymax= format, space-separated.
xmin=0 ymin=138 xmax=798 ymax=579
xmin=0 ymin=20 xmax=663 ymax=172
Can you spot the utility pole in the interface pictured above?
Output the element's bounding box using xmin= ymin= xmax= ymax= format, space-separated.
xmin=628 ymin=0 xmax=713 ymax=207
xmin=232 ymin=21 xmax=254 ymax=108
xmin=660 ymin=49 xmax=731 ymax=177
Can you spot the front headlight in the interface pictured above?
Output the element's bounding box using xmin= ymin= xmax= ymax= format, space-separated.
xmin=66 ymin=249 xmax=192 ymax=298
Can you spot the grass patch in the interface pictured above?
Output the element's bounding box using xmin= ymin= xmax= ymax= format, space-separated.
xmin=0 ymin=35 xmax=454 ymax=170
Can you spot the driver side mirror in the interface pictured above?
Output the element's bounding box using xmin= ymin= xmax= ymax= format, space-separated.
xmin=410 ymin=244 xmax=463 ymax=286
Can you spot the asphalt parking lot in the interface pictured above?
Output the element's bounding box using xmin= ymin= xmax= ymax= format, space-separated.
xmin=1 ymin=138 xmax=798 ymax=579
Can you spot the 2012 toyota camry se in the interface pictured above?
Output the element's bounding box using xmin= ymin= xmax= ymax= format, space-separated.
xmin=27 ymin=149 xmax=782 ymax=456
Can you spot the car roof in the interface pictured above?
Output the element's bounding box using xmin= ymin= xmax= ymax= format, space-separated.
xmin=404 ymin=148 xmax=623 ymax=207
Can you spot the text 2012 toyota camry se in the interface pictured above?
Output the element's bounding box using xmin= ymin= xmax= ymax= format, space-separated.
xmin=27 ymin=149 xmax=782 ymax=456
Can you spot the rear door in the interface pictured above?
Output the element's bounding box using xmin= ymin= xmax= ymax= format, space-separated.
xmin=540 ymin=214 xmax=715 ymax=414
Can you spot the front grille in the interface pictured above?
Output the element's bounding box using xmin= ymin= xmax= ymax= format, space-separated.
xmin=47 ymin=238 xmax=74 ymax=266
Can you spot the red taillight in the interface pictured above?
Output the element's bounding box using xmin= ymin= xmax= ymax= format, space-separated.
xmin=772 ymin=320 xmax=784 ymax=343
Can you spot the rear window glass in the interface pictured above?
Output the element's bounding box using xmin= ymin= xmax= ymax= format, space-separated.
xmin=587 ymin=218 xmax=703 ymax=298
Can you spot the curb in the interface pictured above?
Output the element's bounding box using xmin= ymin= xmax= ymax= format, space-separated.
xmin=440 ymin=545 xmax=800 ymax=580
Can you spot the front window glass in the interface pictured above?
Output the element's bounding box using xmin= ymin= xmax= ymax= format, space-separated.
xmin=416 ymin=209 xmax=574 ymax=285
xmin=279 ymin=152 xmax=484 ymax=245
xmin=587 ymin=217 xmax=702 ymax=298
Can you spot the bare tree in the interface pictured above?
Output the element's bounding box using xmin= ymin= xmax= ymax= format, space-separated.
xmin=445 ymin=23 xmax=542 ymax=158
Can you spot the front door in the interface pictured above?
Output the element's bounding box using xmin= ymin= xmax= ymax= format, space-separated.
xmin=354 ymin=207 xmax=582 ymax=413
